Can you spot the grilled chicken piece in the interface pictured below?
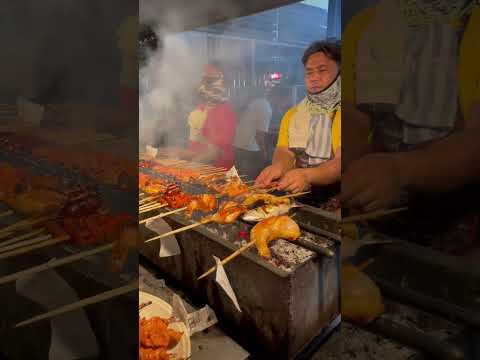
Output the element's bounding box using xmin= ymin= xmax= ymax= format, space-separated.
xmin=242 ymin=193 xmax=290 ymax=207
xmin=209 ymin=201 xmax=247 ymax=224
xmin=217 ymin=179 xmax=249 ymax=198
xmin=4 ymin=189 xmax=66 ymax=215
xmin=341 ymin=264 xmax=385 ymax=325
xmin=250 ymin=215 xmax=301 ymax=259
xmin=242 ymin=203 xmax=297 ymax=222
xmin=185 ymin=194 xmax=217 ymax=218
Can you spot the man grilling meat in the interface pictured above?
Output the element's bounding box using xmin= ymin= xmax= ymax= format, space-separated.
xmin=255 ymin=41 xmax=341 ymax=203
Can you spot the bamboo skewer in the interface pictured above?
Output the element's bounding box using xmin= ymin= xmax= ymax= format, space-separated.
xmin=0 ymin=228 xmax=45 ymax=247
xmin=198 ymin=240 xmax=256 ymax=280
xmin=279 ymin=191 xmax=311 ymax=199
xmin=0 ymin=243 xmax=114 ymax=286
xmin=0 ymin=210 xmax=13 ymax=218
xmin=0 ymin=231 xmax=14 ymax=241
xmin=139 ymin=203 xmax=168 ymax=214
xmin=0 ymin=234 xmax=52 ymax=254
xmin=144 ymin=219 xmax=212 ymax=244
xmin=0 ymin=235 xmax=69 ymax=261
xmin=15 ymin=280 xmax=138 ymax=328
xmin=139 ymin=201 xmax=161 ymax=210
xmin=199 ymin=170 xmax=227 ymax=177
xmin=342 ymin=207 xmax=408 ymax=224
xmin=0 ymin=215 xmax=55 ymax=236
xmin=139 ymin=207 xmax=187 ymax=225
xmin=139 ymin=199 xmax=164 ymax=207
xmin=139 ymin=196 xmax=159 ymax=205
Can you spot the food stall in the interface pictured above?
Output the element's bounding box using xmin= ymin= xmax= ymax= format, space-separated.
xmin=0 ymin=124 xmax=138 ymax=358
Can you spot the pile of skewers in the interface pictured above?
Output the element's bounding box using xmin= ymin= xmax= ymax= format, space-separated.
xmin=138 ymin=157 xmax=312 ymax=278
xmin=0 ymin=133 xmax=136 ymax=188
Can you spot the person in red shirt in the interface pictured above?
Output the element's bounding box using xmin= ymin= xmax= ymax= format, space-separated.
xmin=183 ymin=63 xmax=237 ymax=169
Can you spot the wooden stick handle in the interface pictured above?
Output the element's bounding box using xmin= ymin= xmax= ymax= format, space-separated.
xmin=0 ymin=228 xmax=45 ymax=247
xmin=139 ymin=207 xmax=187 ymax=225
xmin=0 ymin=215 xmax=55 ymax=235
xmin=197 ymin=240 xmax=256 ymax=280
xmin=144 ymin=219 xmax=211 ymax=244
xmin=0 ymin=234 xmax=52 ymax=254
xmin=0 ymin=243 xmax=114 ymax=286
xmin=279 ymin=191 xmax=311 ymax=199
xmin=0 ymin=235 xmax=68 ymax=260
xmin=342 ymin=207 xmax=408 ymax=224
xmin=15 ymin=280 xmax=138 ymax=328
xmin=0 ymin=210 xmax=13 ymax=218
xmin=139 ymin=203 xmax=168 ymax=214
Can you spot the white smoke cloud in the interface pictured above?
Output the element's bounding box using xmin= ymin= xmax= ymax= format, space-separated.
xmin=138 ymin=0 xmax=247 ymax=149
xmin=139 ymin=32 xmax=204 ymax=148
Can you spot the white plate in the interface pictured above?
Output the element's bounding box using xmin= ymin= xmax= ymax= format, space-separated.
xmin=139 ymin=291 xmax=191 ymax=359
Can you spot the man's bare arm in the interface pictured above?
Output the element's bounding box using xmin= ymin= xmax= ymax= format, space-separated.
xmin=272 ymin=146 xmax=296 ymax=172
xmin=395 ymin=103 xmax=480 ymax=192
xmin=305 ymin=148 xmax=342 ymax=186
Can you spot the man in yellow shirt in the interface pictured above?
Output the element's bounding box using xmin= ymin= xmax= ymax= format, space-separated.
xmin=340 ymin=0 xmax=480 ymax=212
xmin=256 ymin=41 xmax=341 ymax=195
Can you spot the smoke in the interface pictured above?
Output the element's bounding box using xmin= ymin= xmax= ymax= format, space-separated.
xmin=139 ymin=33 xmax=203 ymax=148
xmin=138 ymin=0 xmax=247 ymax=149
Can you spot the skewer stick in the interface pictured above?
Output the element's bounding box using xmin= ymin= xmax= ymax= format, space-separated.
xmin=144 ymin=219 xmax=212 ymax=244
xmin=0 ymin=234 xmax=52 ymax=254
xmin=139 ymin=196 xmax=160 ymax=205
xmin=0 ymin=228 xmax=45 ymax=247
xmin=199 ymin=170 xmax=227 ymax=177
xmin=139 ymin=207 xmax=187 ymax=224
xmin=0 ymin=243 xmax=114 ymax=286
xmin=15 ymin=280 xmax=138 ymax=328
xmin=0 ymin=210 xmax=13 ymax=218
xmin=0 ymin=235 xmax=69 ymax=260
xmin=197 ymin=240 xmax=256 ymax=280
xmin=139 ymin=201 xmax=162 ymax=209
xmin=248 ymin=182 xmax=279 ymax=191
xmin=341 ymin=207 xmax=408 ymax=224
xmin=279 ymin=191 xmax=311 ymax=199
xmin=139 ymin=199 xmax=166 ymax=208
xmin=139 ymin=203 xmax=168 ymax=214
xmin=0 ymin=215 xmax=55 ymax=236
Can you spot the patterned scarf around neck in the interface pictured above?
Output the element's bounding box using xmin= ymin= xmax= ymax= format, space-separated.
xmin=305 ymin=75 xmax=341 ymax=115
xmin=399 ymin=0 xmax=476 ymax=26
xmin=197 ymin=73 xmax=228 ymax=107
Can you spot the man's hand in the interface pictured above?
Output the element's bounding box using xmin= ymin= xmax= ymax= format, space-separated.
xmin=255 ymin=164 xmax=284 ymax=187
xmin=277 ymin=168 xmax=311 ymax=193
xmin=339 ymin=153 xmax=406 ymax=211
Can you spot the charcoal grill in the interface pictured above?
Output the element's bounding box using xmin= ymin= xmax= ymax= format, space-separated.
xmin=139 ymin=164 xmax=341 ymax=359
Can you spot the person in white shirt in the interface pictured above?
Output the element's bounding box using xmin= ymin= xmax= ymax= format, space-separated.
xmin=234 ymin=88 xmax=272 ymax=178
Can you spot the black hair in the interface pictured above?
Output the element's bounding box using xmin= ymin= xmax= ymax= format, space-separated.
xmin=302 ymin=40 xmax=341 ymax=66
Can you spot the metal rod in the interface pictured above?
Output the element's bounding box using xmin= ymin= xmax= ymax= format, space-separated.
xmin=373 ymin=276 xmax=480 ymax=329
xmin=364 ymin=317 xmax=465 ymax=360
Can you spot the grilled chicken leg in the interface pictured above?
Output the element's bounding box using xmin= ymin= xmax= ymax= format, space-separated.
xmin=250 ymin=215 xmax=301 ymax=259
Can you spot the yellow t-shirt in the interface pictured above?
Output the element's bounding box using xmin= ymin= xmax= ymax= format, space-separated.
xmin=343 ymin=5 xmax=480 ymax=123
xmin=277 ymin=106 xmax=341 ymax=155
